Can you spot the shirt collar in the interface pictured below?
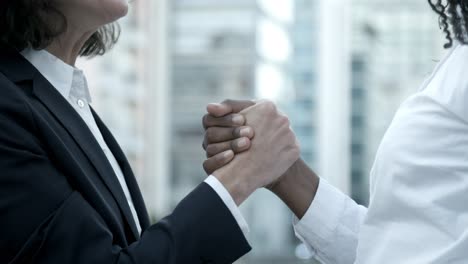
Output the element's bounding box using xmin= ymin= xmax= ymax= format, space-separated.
xmin=20 ymin=48 xmax=92 ymax=103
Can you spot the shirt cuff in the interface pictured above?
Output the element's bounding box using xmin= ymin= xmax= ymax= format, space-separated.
xmin=204 ymin=175 xmax=250 ymax=236
xmin=292 ymin=178 xmax=346 ymax=254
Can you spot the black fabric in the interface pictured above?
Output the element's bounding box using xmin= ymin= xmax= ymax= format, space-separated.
xmin=0 ymin=47 xmax=251 ymax=264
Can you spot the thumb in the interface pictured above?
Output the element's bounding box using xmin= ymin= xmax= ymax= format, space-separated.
xmin=206 ymin=103 xmax=232 ymax=117
xmin=207 ymin=99 xmax=256 ymax=117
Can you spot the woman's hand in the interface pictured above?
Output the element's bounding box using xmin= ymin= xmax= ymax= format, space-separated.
xmin=202 ymin=100 xmax=256 ymax=175
xmin=210 ymin=100 xmax=300 ymax=205
xmin=202 ymin=100 xmax=317 ymax=217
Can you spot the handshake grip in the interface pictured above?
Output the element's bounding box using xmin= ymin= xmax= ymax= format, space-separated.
xmin=202 ymin=100 xmax=301 ymax=206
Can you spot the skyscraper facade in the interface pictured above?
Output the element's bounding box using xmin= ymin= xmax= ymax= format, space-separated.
xmin=168 ymin=0 xmax=257 ymax=207
xmin=169 ymin=1 xmax=302 ymax=262
xmin=350 ymin=0 xmax=445 ymax=204
xmin=288 ymin=0 xmax=319 ymax=169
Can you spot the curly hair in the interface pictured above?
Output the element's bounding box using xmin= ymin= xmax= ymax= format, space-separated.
xmin=428 ymin=0 xmax=468 ymax=48
xmin=0 ymin=0 xmax=120 ymax=57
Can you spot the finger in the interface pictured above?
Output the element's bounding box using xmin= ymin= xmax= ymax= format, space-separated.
xmin=206 ymin=137 xmax=252 ymax=158
xmin=202 ymin=126 xmax=253 ymax=150
xmin=203 ymin=150 xmax=234 ymax=175
xmin=207 ymin=99 xmax=256 ymax=117
xmin=203 ymin=114 xmax=245 ymax=129
xmin=204 ymin=126 xmax=253 ymax=146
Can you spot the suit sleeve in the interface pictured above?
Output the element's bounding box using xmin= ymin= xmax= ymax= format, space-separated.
xmin=0 ymin=95 xmax=251 ymax=264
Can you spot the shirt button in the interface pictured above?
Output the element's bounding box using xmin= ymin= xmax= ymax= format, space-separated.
xmin=77 ymin=99 xmax=85 ymax=108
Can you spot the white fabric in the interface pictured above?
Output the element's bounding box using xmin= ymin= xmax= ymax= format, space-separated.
xmin=294 ymin=43 xmax=468 ymax=264
xmin=293 ymin=179 xmax=366 ymax=263
xmin=205 ymin=176 xmax=250 ymax=235
xmin=21 ymin=48 xmax=249 ymax=238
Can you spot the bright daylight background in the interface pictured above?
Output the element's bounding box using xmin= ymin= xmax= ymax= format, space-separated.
xmin=77 ymin=0 xmax=445 ymax=263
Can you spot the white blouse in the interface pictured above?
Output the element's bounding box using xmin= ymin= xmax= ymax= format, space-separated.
xmin=295 ymin=44 xmax=468 ymax=264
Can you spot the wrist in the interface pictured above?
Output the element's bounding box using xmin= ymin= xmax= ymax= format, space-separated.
xmin=213 ymin=164 xmax=257 ymax=206
xmin=269 ymin=159 xmax=302 ymax=196
xmin=270 ymin=158 xmax=319 ymax=219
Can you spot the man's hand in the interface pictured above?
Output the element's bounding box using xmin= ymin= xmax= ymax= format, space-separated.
xmin=202 ymin=100 xmax=256 ymax=174
xmin=211 ymin=100 xmax=301 ymax=205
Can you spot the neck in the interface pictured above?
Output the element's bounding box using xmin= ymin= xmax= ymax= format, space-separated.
xmin=46 ymin=29 xmax=95 ymax=66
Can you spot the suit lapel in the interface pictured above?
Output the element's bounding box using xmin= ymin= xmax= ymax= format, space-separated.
xmin=32 ymin=73 xmax=141 ymax=240
xmin=91 ymin=108 xmax=151 ymax=230
xmin=39 ymin=75 xmax=143 ymax=240
xmin=0 ymin=47 xmax=144 ymax=238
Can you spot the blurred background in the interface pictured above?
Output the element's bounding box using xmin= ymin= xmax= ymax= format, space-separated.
xmin=78 ymin=0 xmax=445 ymax=263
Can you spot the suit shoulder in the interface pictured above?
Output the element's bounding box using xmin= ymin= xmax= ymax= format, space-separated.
xmin=0 ymin=72 xmax=33 ymax=117
xmin=0 ymin=72 xmax=37 ymax=141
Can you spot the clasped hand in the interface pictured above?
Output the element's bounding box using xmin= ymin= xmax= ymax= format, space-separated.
xmin=201 ymin=99 xmax=300 ymax=206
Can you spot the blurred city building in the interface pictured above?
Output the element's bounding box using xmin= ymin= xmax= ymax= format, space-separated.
xmin=315 ymin=0 xmax=352 ymax=196
xmin=169 ymin=0 xmax=303 ymax=262
xmin=350 ymin=0 xmax=444 ymax=205
xmin=287 ymin=0 xmax=319 ymax=172
xmin=169 ymin=0 xmax=256 ymax=206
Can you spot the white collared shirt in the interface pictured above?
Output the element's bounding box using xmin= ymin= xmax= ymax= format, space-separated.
xmin=21 ymin=48 xmax=249 ymax=237
xmin=294 ymin=44 xmax=468 ymax=264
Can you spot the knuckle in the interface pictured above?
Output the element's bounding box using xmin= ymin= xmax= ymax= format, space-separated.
xmin=292 ymin=140 xmax=301 ymax=152
xmin=296 ymin=144 xmax=301 ymax=154
xmin=206 ymin=145 xmax=217 ymax=156
xmin=282 ymin=133 xmax=296 ymax=147
xmin=291 ymin=140 xmax=301 ymax=157
xmin=291 ymin=147 xmax=301 ymax=159
xmin=222 ymin=99 xmax=233 ymax=105
xmin=258 ymin=100 xmax=276 ymax=114
xmin=278 ymin=115 xmax=290 ymax=126
xmin=205 ymin=127 xmax=215 ymax=140
xmin=232 ymin=127 xmax=241 ymax=137
xmin=288 ymin=132 xmax=297 ymax=144
xmin=202 ymin=160 xmax=211 ymax=173
xmin=283 ymin=141 xmax=300 ymax=158
xmin=202 ymin=114 xmax=212 ymax=128
xmin=264 ymin=100 xmax=276 ymax=112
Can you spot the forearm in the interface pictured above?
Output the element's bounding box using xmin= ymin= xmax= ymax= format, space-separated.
xmin=11 ymin=183 xmax=251 ymax=264
xmin=269 ymin=158 xmax=319 ymax=219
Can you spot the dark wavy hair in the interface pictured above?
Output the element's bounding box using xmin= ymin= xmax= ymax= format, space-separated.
xmin=0 ymin=0 xmax=120 ymax=57
xmin=428 ymin=0 xmax=468 ymax=48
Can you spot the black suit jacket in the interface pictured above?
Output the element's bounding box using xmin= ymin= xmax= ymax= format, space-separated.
xmin=0 ymin=47 xmax=251 ymax=264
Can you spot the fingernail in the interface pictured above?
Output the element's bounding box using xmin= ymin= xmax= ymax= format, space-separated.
xmin=240 ymin=127 xmax=251 ymax=137
xmin=237 ymin=138 xmax=248 ymax=148
xmin=232 ymin=115 xmax=244 ymax=125
xmin=224 ymin=150 xmax=234 ymax=158
xmin=208 ymin=103 xmax=222 ymax=107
